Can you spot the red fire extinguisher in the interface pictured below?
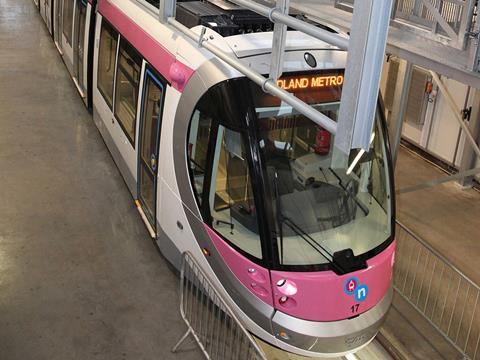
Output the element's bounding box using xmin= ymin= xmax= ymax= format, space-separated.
xmin=315 ymin=127 xmax=331 ymax=155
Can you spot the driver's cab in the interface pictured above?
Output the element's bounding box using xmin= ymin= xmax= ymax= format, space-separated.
xmin=187 ymin=70 xmax=393 ymax=273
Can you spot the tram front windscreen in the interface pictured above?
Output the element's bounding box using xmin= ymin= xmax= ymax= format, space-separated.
xmin=251 ymin=70 xmax=393 ymax=268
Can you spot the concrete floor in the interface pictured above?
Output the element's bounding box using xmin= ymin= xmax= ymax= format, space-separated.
xmin=395 ymin=146 xmax=480 ymax=285
xmin=0 ymin=1 xmax=200 ymax=359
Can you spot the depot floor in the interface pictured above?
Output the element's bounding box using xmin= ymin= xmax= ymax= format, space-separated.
xmin=0 ymin=1 xmax=200 ymax=359
xmin=1 ymin=1 xmax=479 ymax=360
xmin=395 ymin=146 xmax=480 ymax=286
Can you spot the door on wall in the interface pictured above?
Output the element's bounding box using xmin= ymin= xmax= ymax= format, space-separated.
xmin=383 ymin=60 xmax=432 ymax=146
xmin=426 ymin=78 xmax=471 ymax=165
xmin=137 ymin=68 xmax=165 ymax=228
xmin=73 ymin=0 xmax=87 ymax=93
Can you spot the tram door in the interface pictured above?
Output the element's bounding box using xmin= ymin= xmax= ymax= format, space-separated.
xmin=54 ymin=0 xmax=62 ymax=51
xmin=73 ymin=0 xmax=87 ymax=93
xmin=40 ymin=0 xmax=52 ymax=34
xmin=137 ymin=69 xmax=165 ymax=228
xmin=60 ymin=0 xmax=74 ymax=68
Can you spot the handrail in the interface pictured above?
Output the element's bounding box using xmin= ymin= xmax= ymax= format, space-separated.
xmin=396 ymin=221 xmax=479 ymax=290
xmin=172 ymin=251 xmax=268 ymax=360
xmin=394 ymin=221 xmax=480 ymax=359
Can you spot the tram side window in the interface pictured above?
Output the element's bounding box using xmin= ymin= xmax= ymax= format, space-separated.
xmin=188 ymin=110 xmax=212 ymax=205
xmin=209 ymin=126 xmax=262 ymax=260
xmin=97 ymin=20 xmax=118 ymax=108
xmin=62 ymin=0 xmax=74 ymax=45
xmin=114 ymin=38 xmax=142 ymax=146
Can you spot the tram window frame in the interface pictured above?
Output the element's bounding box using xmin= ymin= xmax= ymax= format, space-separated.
xmin=62 ymin=0 xmax=74 ymax=45
xmin=185 ymin=80 xmax=280 ymax=265
xmin=97 ymin=19 xmax=119 ymax=110
xmin=187 ymin=109 xmax=213 ymax=208
xmin=207 ymin=124 xmax=264 ymax=261
xmin=113 ymin=37 xmax=143 ymax=147
xmin=187 ymin=106 xmax=265 ymax=261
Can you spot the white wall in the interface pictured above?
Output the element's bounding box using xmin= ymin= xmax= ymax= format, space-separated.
xmin=425 ymin=77 xmax=469 ymax=164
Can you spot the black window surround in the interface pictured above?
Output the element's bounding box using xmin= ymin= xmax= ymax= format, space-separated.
xmin=113 ymin=37 xmax=143 ymax=147
xmin=97 ymin=19 xmax=119 ymax=109
xmin=186 ymin=77 xmax=396 ymax=272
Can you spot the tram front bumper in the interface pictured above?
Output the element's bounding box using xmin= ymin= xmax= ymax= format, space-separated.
xmin=269 ymin=286 xmax=393 ymax=357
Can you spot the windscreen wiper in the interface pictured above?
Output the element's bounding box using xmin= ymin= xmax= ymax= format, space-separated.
xmin=282 ymin=216 xmax=366 ymax=274
xmin=189 ymin=158 xmax=206 ymax=173
xmin=274 ymin=170 xmax=349 ymax=274
xmin=281 ymin=216 xmax=346 ymax=274
xmin=329 ymin=168 xmax=369 ymax=216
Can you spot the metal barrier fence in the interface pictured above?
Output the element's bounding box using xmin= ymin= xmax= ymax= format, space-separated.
xmin=334 ymin=0 xmax=476 ymax=49
xmin=394 ymin=222 xmax=480 ymax=359
xmin=171 ymin=252 xmax=268 ymax=360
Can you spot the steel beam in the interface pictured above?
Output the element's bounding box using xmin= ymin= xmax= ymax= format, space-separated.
xmin=457 ymin=89 xmax=480 ymax=186
xmin=467 ymin=6 xmax=480 ymax=72
xmin=269 ymin=0 xmax=289 ymax=81
xmin=391 ymin=60 xmax=413 ymax=166
xmin=159 ymin=0 xmax=176 ymax=22
xmin=397 ymin=167 xmax=480 ymax=194
xmin=385 ymin=43 xmax=480 ymax=90
xmin=335 ymin=0 xmax=394 ymax=155
xmin=419 ymin=0 xmax=458 ymax=41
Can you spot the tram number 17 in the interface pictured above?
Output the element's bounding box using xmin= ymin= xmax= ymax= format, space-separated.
xmin=351 ymin=304 xmax=360 ymax=314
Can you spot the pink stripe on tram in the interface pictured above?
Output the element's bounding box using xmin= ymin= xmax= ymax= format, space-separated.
xmin=205 ymin=225 xmax=275 ymax=307
xmin=98 ymin=0 xmax=194 ymax=92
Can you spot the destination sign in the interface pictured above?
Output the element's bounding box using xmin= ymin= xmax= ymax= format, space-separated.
xmin=254 ymin=70 xmax=345 ymax=107
xmin=276 ymin=74 xmax=344 ymax=91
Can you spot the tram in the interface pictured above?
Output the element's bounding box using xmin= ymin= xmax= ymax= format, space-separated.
xmin=34 ymin=0 xmax=396 ymax=357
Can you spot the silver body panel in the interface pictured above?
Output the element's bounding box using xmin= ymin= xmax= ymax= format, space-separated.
xmin=93 ymin=107 xmax=137 ymax=197
xmin=271 ymin=287 xmax=393 ymax=354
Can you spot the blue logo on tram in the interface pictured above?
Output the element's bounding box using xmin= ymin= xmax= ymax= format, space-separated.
xmin=344 ymin=277 xmax=369 ymax=302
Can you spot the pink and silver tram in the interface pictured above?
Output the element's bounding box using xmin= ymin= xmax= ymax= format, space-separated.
xmin=36 ymin=0 xmax=396 ymax=356
xmin=34 ymin=0 xmax=97 ymax=108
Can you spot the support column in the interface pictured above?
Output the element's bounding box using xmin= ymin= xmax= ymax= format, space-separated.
xmin=159 ymin=0 xmax=176 ymax=22
xmin=457 ymin=89 xmax=480 ymax=187
xmin=390 ymin=60 xmax=413 ymax=166
xmin=335 ymin=0 xmax=394 ymax=155
xmin=269 ymin=0 xmax=290 ymax=81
